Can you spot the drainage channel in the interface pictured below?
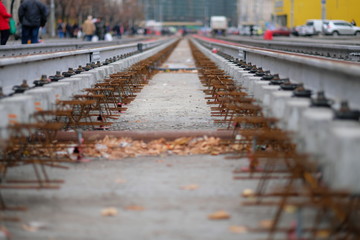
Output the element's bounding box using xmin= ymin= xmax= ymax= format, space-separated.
xmin=2 ymin=37 xmax=359 ymax=240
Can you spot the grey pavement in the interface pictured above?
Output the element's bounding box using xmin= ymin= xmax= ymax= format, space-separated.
xmin=110 ymin=39 xmax=216 ymax=131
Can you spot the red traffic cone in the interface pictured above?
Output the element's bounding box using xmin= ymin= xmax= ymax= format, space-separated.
xmin=264 ymin=30 xmax=273 ymax=40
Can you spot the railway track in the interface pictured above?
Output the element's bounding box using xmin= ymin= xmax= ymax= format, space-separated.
xmin=0 ymin=37 xmax=150 ymax=58
xmin=0 ymin=38 xmax=171 ymax=95
xmin=218 ymin=36 xmax=360 ymax=62
xmin=195 ymin=35 xmax=360 ymax=110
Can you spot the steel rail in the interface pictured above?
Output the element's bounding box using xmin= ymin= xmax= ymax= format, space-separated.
xmin=194 ymin=35 xmax=360 ymax=109
xmin=217 ymin=36 xmax=360 ymax=62
xmin=0 ymin=38 xmax=172 ymax=94
xmin=0 ymin=38 xmax=150 ymax=58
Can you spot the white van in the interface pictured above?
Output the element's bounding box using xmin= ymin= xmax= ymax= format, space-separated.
xmin=305 ymin=19 xmax=325 ymax=35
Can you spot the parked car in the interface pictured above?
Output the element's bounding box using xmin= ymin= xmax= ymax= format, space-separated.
xmin=292 ymin=25 xmax=310 ymax=36
xmin=270 ymin=27 xmax=291 ymax=36
xmin=323 ymin=20 xmax=360 ymax=36
xmin=305 ymin=19 xmax=325 ymax=35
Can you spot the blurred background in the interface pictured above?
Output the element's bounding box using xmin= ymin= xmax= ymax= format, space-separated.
xmin=2 ymin=0 xmax=360 ymax=39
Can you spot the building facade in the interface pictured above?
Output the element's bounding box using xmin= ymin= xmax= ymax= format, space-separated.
xmin=274 ymin=0 xmax=360 ymax=28
xmin=237 ymin=0 xmax=274 ymax=27
xmin=139 ymin=0 xmax=238 ymax=27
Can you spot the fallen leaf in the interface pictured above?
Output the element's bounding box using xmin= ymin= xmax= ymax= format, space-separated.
xmin=156 ymin=160 xmax=165 ymax=163
xmin=101 ymin=207 xmax=118 ymax=216
xmin=125 ymin=205 xmax=145 ymax=211
xmin=208 ymin=210 xmax=231 ymax=220
xmin=242 ymin=189 xmax=255 ymax=198
xmin=22 ymin=222 xmax=47 ymax=232
xmin=259 ymin=219 xmax=273 ymax=229
xmin=115 ymin=179 xmax=127 ymax=184
xmin=316 ymin=230 xmax=330 ymax=238
xmin=229 ymin=225 xmax=248 ymax=233
xmin=285 ymin=205 xmax=297 ymax=213
xmin=166 ymin=163 xmax=173 ymax=167
xmin=180 ymin=184 xmax=199 ymax=190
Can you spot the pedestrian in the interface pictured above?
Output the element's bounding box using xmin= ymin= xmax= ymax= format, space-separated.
xmin=18 ymin=0 xmax=49 ymax=44
xmin=0 ymin=0 xmax=12 ymax=45
xmin=351 ymin=19 xmax=357 ymax=26
xmin=82 ymin=15 xmax=95 ymax=41
xmin=57 ymin=19 xmax=65 ymax=38
xmin=112 ymin=23 xmax=121 ymax=39
xmin=72 ymin=22 xmax=79 ymax=38
xmin=65 ymin=22 xmax=72 ymax=38
xmin=95 ymin=17 xmax=105 ymax=40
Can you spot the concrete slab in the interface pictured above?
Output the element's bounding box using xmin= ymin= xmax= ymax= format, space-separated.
xmin=323 ymin=126 xmax=360 ymax=192
xmin=269 ymin=91 xmax=293 ymax=118
xmin=0 ymin=95 xmax=35 ymax=126
xmin=43 ymin=82 xmax=72 ymax=101
xmin=73 ymin=73 xmax=97 ymax=87
xmin=25 ymin=88 xmax=56 ymax=111
xmin=61 ymin=78 xmax=84 ymax=95
xmin=283 ymin=98 xmax=311 ymax=131
xmin=298 ymin=108 xmax=334 ymax=155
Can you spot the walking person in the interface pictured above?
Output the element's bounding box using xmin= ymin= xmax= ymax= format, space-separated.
xmin=18 ymin=0 xmax=49 ymax=44
xmin=82 ymin=15 xmax=95 ymax=41
xmin=0 ymin=0 xmax=12 ymax=45
xmin=95 ymin=17 xmax=105 ymax=40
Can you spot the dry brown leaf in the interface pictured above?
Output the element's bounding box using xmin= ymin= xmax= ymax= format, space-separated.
xmin=22 ymin=222 xmax=47 ymax=232
xmin=101 ymin=207 xmax=118 ymax=216
xmin=285 ymin=205 xmax=297 ymax=213
xmin=156 ymin=159 xmax=165 ymax=163
xmin=180 ymin=184 xmax=199 ymax=190
xmin=229 ymin=225 xmax=248 ymax=233
xmin=259 ymin=219 xmax=273 ymax=229
xmin=173 ymin=137 xmax=191 ymax=145
xmin=242 ymin=189 xmax=255 ymax=198
xmin=84 ymin=136 xmax=237 ymax=160
xmin=208 ymin=210 xmax=231 ymax=220
xmin=316 ymin=230 xmax=330 ymax=238
xmin=115 ymin=179 xmax=127 ymax=184
xmin=125 ymin=205 xmax=145 ymax=211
